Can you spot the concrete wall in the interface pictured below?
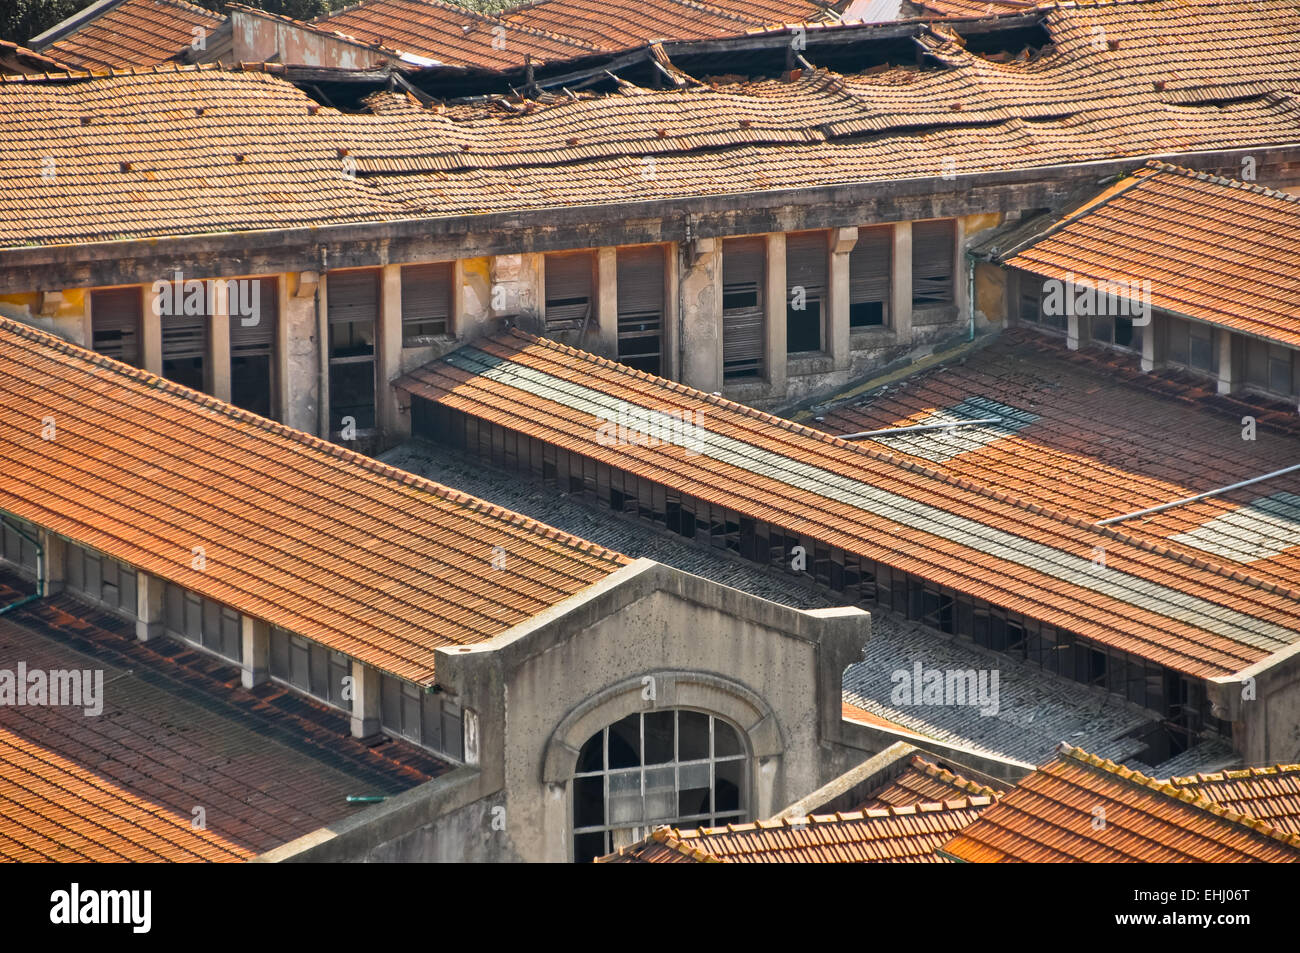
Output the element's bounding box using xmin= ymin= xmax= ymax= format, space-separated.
xmin=230 ymin=10 xmax=391 ymax=70
xmin=1210 ymin=643 xmax=1300 ymax=766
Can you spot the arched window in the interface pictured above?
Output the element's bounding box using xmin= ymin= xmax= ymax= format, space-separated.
xmin=572 ymin=709 xmax=747 ymax=862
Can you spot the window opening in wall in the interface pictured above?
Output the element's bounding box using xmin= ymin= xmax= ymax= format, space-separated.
xmin=786 ymin=231 xmax=827 ymax=354
xmin=722 ymin=237 xmax=765 ymax=379
xmin=327 ymin=270 xmax=378 ymax=433
xmin=91 ymin=288 xmax=143 ymax=367
xmin=912 ymin=220 xmax=955 ymax=306
xmin=231 ymin=278 xmax=278 ymax=419
xmin=849 ymin=225 xmax=891 ymax=328
xmin=401 ymin=262 xmax=452 ymax=345
xmin=616 ymin=246 xmax=665 ymax=375
xmin=544 ymin=252 xmax=595 ymax=333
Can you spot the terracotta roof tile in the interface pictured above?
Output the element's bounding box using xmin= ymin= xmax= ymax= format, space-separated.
xmin=1005 ymin=162 xmax=1300 ymax=350
xmin=940 ymin=744 xmax=1300 ymax=861
xmin=863 ymin=754 xmax=1007 ymax=808
xmin=398 ymin=330 xmax=1300 ymax=678
xmin=0 ymin=316 xmax=628 ymax=685
xmin=38 ymin=0 xmax=225 ymax=71
xmin=597 ymin=798 xmax=992 ymax=862
xmin=1168 ymin=764 xmax=1300 ymax=835
xmin=0 ymin=39 xmax=73 ymax=75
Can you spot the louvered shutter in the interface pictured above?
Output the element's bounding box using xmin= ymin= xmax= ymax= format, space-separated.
xmin=231 ymin=278 xmax=276 ymax=356
xmin=401 ymin=263 xmax=451 ymax=342
xmin=616 ymin=246 xmax=664 ymax=374
xmin=722 ymin=238 xmax=765 ymax=378
xmin=912 ymin=220 xmax=954 ymax=304
xmin=91 ymin=288 xmax=142 ymax=366
xmin=327 ymin=270 xmax=379 ymax=324
xmin=850 ymin=226 xmax=891 ymax=304
xmin=160 ymin=285 xmax=207 ymax=362
xmin=545 ymin=252 xmax=594 ymax=331
xmin=786 ymin=232 xmax=827 ymax=298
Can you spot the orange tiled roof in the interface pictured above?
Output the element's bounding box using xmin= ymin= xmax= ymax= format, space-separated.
xmin=315 ymin=0 xmax=597 ymax=69
xmin=863 ymin=754 xmax=1006 ymax=808
xmin=398 ymin=330 xmax=1300 ymax=679
xmin=1168 ymin=764 xmax=1300 ymax=835
xmin=940 ymin=744 xmax=1300 ymax=862
xmin=0 ymin=39 xmax=72 ymax=75
xmin=597 ymin=798 xmax=992 ymax=862
xmin=36 ymin=0 xmax=225 ymax=71
xmin=1005 ymin=162 xmax=1300 ymax=350
xmin=7 ymin=0 xmax=1300 ymax=246
xmin=818 ymin=331 xmax=1300 ymax=588
xmin=0 ymin=316 xmax=628 ymax=685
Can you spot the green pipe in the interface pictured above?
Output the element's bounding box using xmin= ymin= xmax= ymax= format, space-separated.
xmin=0 ymin=516 xmax=43 ymax=615
xmin=346 ymin=795 xmax=388 ymax=804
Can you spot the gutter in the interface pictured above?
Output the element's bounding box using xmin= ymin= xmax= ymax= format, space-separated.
xmin=0 ymin=517 xmax=43 ymax=615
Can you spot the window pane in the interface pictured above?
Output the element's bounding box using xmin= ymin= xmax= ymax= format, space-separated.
xmin=573 ymin=776 xmax=605 ymax=828
xmin=714 ymin=719 xmax=743 ymax=757
xmin=577 ymin=729 xmax=605 ymax=773
xmin=716 ymin=759 xmax=743 ymax=814
xmin=679 ymin=710 xmax=709 ymax=760
xmin=573 ymin=831 xmax=606 ymax=864
xmin=644 ymin=711 xmax=674 ymax=764
xmin=608 ymin=713 xmax=641 ymax=769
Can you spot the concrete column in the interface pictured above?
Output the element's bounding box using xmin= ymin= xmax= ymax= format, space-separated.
xmin=596 ymin=246 xmax=619 ymax=359
xmin=828 ymin=227 xmax=858 ymax=372
xmin=135 ymin=570 xmax=164 ymax=641
xmin=1141 ymin=311 xmax=1157 ymax=372
xmin=39 ymin=530 xmax=66 ymax=596
xmin=679 ymin=238 xmax=722 ymax=393
xmin=378 ymin=264 xmax=403 ymax=437
xmin=1067 ymin=312 xmax=1081 ymax=350
xmin=954 ymin=217 xmax=970 ymax=333
xmin=316 ymin=271 xmax=330 ymax=437
xmin=209 ymin=283 xmax=231 ymax=401
xmin=350 ymin=659 xmax=381 ymax=739
xmin=282 ymin=271 xmax=319 ymax=435
xmin=891 ymin=222 xmax=912 ymax=343
xmin=274 ymin=273 xmax=289 ymax=421
xmin=764 ymin=232 xmax=787 ymax=393
xmin=1216 ymin=328 xmax=1234 ymax=394
xmin=240 ymin=615 xmax=270 ymax=688
xmin=141 ymin=286 xmax=162 ymax=375
xmin=72 ymin=289 xmax=92 ymax=348
xmin=663 ymin=243 xmax=680 ymax=381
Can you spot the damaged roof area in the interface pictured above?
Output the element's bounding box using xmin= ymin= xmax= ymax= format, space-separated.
xmin=1002 ymin=161 xmax=1300 ymax=349
xmin=4 ymin=0 xmax=1300 ymax=246
xmin=0 ymin=316 xmax=628 ymax=685
xmin=398 ymin=330 xmax=1300 ymax=680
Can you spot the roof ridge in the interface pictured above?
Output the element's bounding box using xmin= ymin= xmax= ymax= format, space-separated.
xmin=315 ymin=0 xmax=603 ymax=52
xmin=1169 ymin=763 xmax=1300 ymax=785
xmin=911 ymin=755 xmax=1003 ymax=798
xmin=1056 ymin=743 xmax=1300 ymax=850
xmin=493 ymin=330 xmax=1300 ymax=607
xmin=0 ymin=315 xmax=630 ymax=569
xmin=651 ymin=825 xmax=725 ymax=861
xmin=1143 ymin=158 xmax=1300 ymax=205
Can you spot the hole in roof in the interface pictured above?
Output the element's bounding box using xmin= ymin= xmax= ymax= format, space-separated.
xmin=866 ymin=396 xmax=1038 ymax=462
xmin=1167 ymin=492 xmax=1300 ymax=564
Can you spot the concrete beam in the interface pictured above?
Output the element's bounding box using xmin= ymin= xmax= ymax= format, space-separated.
xmin=764 ymin=232 xmax=787 ymax=392
xmin=350 ymin=659 xmax=381 ymax=739
xmin=891 ymin=221 xmax=912 ymax=343
xmin=135 ymin=570 xmax=164 ymax=641
xmin=240 ymin=615 xmax=270 ymax=689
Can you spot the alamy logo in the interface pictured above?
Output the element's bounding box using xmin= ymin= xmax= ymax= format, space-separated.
xmin=151 ymin=271 xmax=261 ymax=326
xmin=595 ymin=403 xmax=703 ymax=456
xmin=50 ymin=884 xmax=151 ymax=933
xmin=1041 ymin=273 xmax=1151 ymax=326
xmin=890 ymin=661 xmax=1000 ymax=716
xmin=0 ymin=663 xmax=103 ymax=716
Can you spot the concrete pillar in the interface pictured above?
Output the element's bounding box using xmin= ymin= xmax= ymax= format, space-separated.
xmin=1141 ymin=311 xmax=1157 ymax=372
xmin=274 ymin=273 xmax=289 ymax=421
xmin=828 ymin=227 xmax=858 ymax=372
xmin=663 ymin=243 xmax=680 ymax=381
xmin=240 ymin=615 xmax=270 ymax=688
xmin=378 ymin=264 xmax=403 ymax=437
xmin=282 ymin=271 xmax=319 ymax=435
xmin=1216 ymin=328 xmax=1234 ymax=395
xmin=596 ymin=246 xmax=619 ymax=359
xmin=350 ymin=659 xmax=381 ymax=739
xmin=316 ymin=271 xmax=330 ymax=437
xmin=135 ymin=570 xmax=164 ymax=641
xmin=57 ymin=290 xmax=91 ymax=348
xmin=1067 ymin=312 xmax=1081 ymax=350
xmin=954 ymin=217 xmax=970 ymax=333
xmin=679 ymin=238 xmax=722 ymax=393
xmin=209 ymin=283 xmax=231 ymax=401
xmin=891 ymin=222 xmax=912 ymax=342
xmin=764 ymin=232 xmax=787 ymax=393
xmin=141 ymin=286 xmax=162 ymax=375
xmin=39 ymin=530 xmax=66 ymax=596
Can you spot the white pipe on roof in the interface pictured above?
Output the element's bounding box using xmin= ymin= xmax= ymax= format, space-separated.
xmin=1095 ymin=463 xmax=1300 ymax=527
xmin=838 ymin=417 xmax=1003 ymax=440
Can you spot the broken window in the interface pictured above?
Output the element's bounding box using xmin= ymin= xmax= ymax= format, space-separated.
xmin=327 ymin=269 xmax=378 ymax=433
xmin=1166 ymin=316 xmax=1216 ymax=374
xmin=544 ymin=251 xmax=595 ymax=333
xmin=572 ymin=710 xmax=747 ymax=862
xmin=616 ymin=245 xmax=665 ymax=374
xmin=0 ymin=516 xmax=38 ymax=574
xmin=722 ymin=237 xmax=765 ymax=379
xmin=849 ymin=225 xmax=891 ymax=328
xmin=912 ymin=220 xmax=955 ymax=306
xmin=231 ymin=277 xmax=277 ymax=419
xmin=786 ymin=231 xmax=827 ymax=353
xmin=401 ymin=262 xmax=452 ymax=345
xmin=91 ymin=287 xmax=143 ymax=367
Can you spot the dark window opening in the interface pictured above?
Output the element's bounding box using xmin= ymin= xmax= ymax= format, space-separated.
xmin=617 ymin=246 xmax=665 ymax=375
